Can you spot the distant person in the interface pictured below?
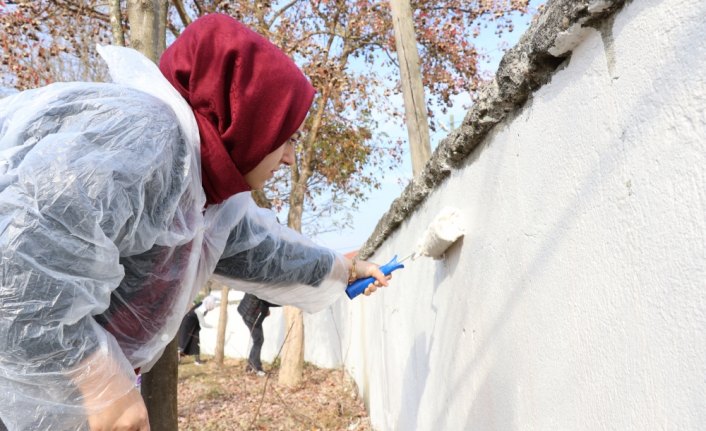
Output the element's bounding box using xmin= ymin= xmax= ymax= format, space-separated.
xmin=178 ymin=296 xmax=218 ymax=365
xmin=238 ymin=293 xmax=279 ymax=376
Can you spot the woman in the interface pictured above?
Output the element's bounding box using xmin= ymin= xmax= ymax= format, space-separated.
xmin=0 ymin=14 xmax=387 ymax=431
xmin=237 ymin=293 xmax=280 ymax=375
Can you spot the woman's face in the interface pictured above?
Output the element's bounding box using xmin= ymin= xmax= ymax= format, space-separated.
xmin=244 ymin=139 xmax=296 ymax=189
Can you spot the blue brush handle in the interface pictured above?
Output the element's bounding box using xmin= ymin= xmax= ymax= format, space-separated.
xmin=345 ymin=255 xmax=405 ymax=299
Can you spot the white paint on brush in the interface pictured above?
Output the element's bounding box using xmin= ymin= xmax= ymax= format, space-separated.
xmin=414 ymin=207 xmax=465 ymax=259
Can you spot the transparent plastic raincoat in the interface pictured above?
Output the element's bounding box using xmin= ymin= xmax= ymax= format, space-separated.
xmin=0 ymin=46 xmax=348 ymax=430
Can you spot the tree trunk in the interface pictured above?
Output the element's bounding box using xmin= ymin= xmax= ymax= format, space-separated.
xmin=390 ymin=0 xmax=431 ymax=175
xmin=127 ymin=0 xmax=168 ymax=63
xmin=277 ymin=70 xmax=338 ymax=386
xmin=109 ymin=0 xmax=125 ymax=46
xmin=214 ymin=284 xmax=230 ymax=366
xmin=125 ymin=2 xmax=172 ymax=428
xmin=140 ymin=338 xmax=178 ymax=431
xmin=279 ymin=178 xmax=307 ymax=386
xmin=278 ymin=306 xmax=305 ymax=387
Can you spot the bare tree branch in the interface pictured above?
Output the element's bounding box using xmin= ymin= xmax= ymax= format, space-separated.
xmin=166 ymin=18 xmax=180 ymax=38
xmin=266 ymin=0 xmax=301 ymax=28
xmin=171 ymin=0 xmax=192 ymax=27
xmin=54 ymin=0 xmax=110 ymax=23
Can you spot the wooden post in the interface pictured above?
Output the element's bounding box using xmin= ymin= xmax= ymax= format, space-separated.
xmin=390 ymin=0 xmax=431 ymax=175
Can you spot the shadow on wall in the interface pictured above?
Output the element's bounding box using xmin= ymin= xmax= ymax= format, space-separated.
xmin=418 ymin=3 xmax=703 ymax=428
xmin=396 ymin=334 xmax=431 ymax=430
xmin=391 ymin=236 xmax=464 ymax=429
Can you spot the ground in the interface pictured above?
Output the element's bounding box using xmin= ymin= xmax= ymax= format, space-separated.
xmin=177 ymin=356 xmax=373 ymax=431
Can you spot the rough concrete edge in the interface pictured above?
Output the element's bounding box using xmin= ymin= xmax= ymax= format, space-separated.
xmin=358 ymin=0 xmax=629 ymax=260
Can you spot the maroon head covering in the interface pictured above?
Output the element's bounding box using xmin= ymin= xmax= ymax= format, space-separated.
xmin=159 ymin=14 xmax=316 ymax=205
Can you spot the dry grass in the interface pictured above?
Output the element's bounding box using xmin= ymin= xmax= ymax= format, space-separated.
xmin=177 ymin=356 xmax=372 ymax=431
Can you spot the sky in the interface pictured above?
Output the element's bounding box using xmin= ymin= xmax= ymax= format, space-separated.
xmin=308 ymin=12 xmax=535 ymax=255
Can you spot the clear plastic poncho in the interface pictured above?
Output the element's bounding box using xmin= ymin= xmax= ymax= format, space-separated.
xmin=0 ymin=45 xmax=348 ymax=430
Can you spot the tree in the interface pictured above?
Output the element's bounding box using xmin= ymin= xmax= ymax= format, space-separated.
xmin=111 ymin=3 xmax=177 ymax=429
xmin=0 ymin=0 xmax=112 ymax=87
xmin=117 ymin=3 xmax=178 ymax=429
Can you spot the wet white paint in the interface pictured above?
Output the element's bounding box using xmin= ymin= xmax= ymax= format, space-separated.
xmin=414 ymin=207 xmax=465 ymax=259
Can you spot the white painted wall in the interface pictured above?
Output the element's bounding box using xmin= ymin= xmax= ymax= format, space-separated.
xmin=202 ymin=0 xmax=705 ymax=429
xmin=317 ymin=0 xmax=706 ymax=429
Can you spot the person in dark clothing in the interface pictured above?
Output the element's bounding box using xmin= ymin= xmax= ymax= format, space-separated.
xmin=178 ymin=296 xmax=218 ymax=365
xmin=178 ymin=303 xmax=206 ymax=365
xmin=238 ymin=293 xmax=279 ymax=375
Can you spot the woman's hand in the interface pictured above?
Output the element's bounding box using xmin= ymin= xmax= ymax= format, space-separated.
xmin=86 ymin=387 xmax=149 ymax=431
xmin=348 ymin=258 xmax=390 ymax=296
xmin=75 ymin=350 xmax=150 ymax=430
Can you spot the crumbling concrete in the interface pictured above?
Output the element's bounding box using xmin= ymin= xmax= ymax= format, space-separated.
xmin=359 ymin=0 xmax=629 ymax=259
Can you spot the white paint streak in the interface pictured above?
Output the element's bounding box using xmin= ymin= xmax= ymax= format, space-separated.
xmin=549 ymin=23 xmax=594 ymax=57
xmin=588 ymin=0 xmax=612 ymax=14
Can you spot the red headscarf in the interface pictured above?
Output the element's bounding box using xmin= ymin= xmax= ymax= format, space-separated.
xmin=159 ymin=14 xmax=316 ymax=205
